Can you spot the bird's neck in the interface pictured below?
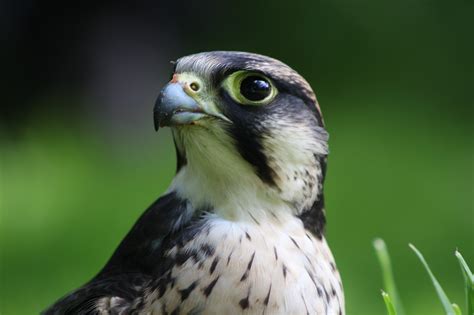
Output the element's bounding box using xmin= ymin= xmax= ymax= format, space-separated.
xmin=169 ymin=127 xmax=327 ymax=231
xmin=169 ymin=156 xmax=326 ymax=229
xmin=169 ymin=162 xmax=283 ymax=223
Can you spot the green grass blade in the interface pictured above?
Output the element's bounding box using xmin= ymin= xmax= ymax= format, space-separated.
xmin=373 ymin=238 xmax=405 ymax=315
xmin=409 ymin=243 xmax=456 ymax=315
xmin=382 ymin=290 xmax=398 ymax=315
xmin=455 ymin=250 xmax=474 ymax=315
xmin=452 ymin=303 xmax=462 ymax=315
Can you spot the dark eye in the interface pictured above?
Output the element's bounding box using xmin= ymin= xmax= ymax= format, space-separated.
xmin=223 ymin=71 xmax=277 ymax=105
xmin=240 ymin=76 xmax=271 ymax=101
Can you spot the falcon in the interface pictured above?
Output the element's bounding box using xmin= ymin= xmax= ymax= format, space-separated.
xmin=44 ymin=51 xmax=344 ymax=315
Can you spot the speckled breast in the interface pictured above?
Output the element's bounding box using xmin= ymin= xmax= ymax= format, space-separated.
xmin=146 ymin=216 xmax=344 ymax=315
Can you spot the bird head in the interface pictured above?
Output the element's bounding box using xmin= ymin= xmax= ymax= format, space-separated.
xmin=154 ymin=51 xmax=328 ymax=226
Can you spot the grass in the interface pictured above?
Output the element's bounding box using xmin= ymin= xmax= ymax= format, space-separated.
xmin=374 ymin=239 xmax=473 ymax=315
xmin=381 ymin=290 xmax=397 ymax=315
xmin=374 ymin=239 xmax=406 ymax=315
xmin=455 ymin=251 xmax=474 ymax=315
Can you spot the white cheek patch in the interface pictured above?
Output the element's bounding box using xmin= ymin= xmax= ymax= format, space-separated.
xmin=261 ymin=119 xmax=328 ymax=212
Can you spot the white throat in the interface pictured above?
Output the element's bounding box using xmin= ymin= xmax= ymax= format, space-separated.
xmin=168 ymin=123 xmax=327 ymax=223
xmin=168 ymin=126 xmax=291 ymax=222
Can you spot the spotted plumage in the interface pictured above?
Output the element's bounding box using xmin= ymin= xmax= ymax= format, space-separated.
xmin=44 ymin=51 xmax=344 ymax=314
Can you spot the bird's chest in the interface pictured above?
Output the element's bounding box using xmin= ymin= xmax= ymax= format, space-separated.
xmin=148 ymin=218 xmax=344 ymax=315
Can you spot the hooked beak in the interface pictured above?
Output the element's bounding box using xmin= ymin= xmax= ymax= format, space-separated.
xmin=153 ymin=82 xmax=229 ymax=131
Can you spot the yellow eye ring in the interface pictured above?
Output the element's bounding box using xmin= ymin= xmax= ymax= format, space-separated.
xmin=222 ymin=71 xmax=277 ymax=105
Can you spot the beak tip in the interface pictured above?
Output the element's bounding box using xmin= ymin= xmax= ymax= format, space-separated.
xmin=153 ymin=110 xmax=160 ymax=132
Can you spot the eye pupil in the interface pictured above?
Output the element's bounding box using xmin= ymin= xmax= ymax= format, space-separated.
xmin=240 ymin=76 xmax=271 ymax=101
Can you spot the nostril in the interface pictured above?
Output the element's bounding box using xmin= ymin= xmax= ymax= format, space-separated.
xmin=189 ymin=82 xmax=200 ymax=92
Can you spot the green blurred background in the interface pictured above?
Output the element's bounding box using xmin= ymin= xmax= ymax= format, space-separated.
xmin=1 ymin=0 xmax=472 ymax=314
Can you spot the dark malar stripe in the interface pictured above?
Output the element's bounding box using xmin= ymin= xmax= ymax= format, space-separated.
xmin=297 ymin=155 xmax=327 ymax=239
xmin=219 ymin=91 xmax=278 ymax=187
xmin=231 ymin=124 xmax=278 ymax=186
